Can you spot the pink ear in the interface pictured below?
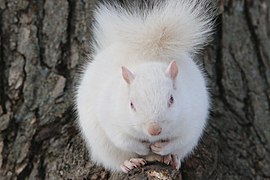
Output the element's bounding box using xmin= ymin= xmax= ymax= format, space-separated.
xmin=121 ymin=66 xmax=135 ymax=84
xmin=166 ymin=60 xmax=179 ymax=80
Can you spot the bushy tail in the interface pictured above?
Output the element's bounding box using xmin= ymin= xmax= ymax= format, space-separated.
xmin=93 ymin=0 xmax=216 ymax=58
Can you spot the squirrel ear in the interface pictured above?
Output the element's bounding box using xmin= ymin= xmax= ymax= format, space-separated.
xmin=166 ymin=60 xmax=179 ymax=81
xmin=121 ymin=66 xmax=135 ymax=84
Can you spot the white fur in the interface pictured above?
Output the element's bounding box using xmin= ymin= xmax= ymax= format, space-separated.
xmin=93 ymin=0 xmax=215 ymax=58
xmin=76 ymin=0 xmax=214 ymax=172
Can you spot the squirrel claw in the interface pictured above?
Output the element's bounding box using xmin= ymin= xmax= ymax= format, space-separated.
xmin=120 ymin=158 xmax=147 ymax=173
xmin=163 ymin=154 xmax=172 ymax=165
xmin=161 ymin=154 xmax=181 ymax=170
xmin=170 ymin=154 xmax=181 ymax=170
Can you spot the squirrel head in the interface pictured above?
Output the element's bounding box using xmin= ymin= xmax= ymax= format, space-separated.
xmin=121 ymin=61 xmax=180 ymax=138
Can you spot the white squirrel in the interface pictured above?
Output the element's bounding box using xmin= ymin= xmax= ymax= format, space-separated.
xmin=76 ymin=0 xmax=215 ymax=173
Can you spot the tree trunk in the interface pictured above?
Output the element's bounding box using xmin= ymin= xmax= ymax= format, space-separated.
xmin=0 ymin=0 xmax=269 ymax=179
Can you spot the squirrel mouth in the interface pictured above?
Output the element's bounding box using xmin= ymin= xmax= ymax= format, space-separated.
xmin=140 ymin=138 xmax=170 ymax=143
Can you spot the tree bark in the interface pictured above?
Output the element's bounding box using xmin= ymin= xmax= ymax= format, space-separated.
xmin=0 ymin=0 xmax=269 ymax=179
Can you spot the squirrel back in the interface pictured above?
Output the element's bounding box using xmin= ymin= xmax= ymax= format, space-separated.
xmin=93 ymin=0 xmax=215 ymax=59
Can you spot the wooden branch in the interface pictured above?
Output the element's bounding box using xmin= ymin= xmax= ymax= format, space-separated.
xmin=109 ymin=162 xmax=182 ymax=180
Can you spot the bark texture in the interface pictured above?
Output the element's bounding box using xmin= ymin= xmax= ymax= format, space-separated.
xmin=0 ymin=0 xmax=269 ymax=179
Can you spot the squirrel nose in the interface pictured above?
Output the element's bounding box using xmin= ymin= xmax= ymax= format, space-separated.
xmin=147 ymin=122 xmax=162 ymax=136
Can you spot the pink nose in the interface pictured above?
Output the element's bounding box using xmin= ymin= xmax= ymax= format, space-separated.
xmin=147 ymin=122 xmax=162 ymax=136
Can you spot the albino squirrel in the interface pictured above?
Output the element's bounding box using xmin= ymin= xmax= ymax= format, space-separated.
xmin=76 ymin=0 xmax=215 ymax=173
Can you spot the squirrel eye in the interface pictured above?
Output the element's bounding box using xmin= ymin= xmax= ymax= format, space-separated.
xmin=168 ymin=95 xmax=174 ymax=107
xmin=130 ymin=101 xmax=136 ymax=111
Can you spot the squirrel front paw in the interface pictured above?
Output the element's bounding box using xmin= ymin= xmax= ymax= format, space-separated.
xmin=134 ymin=141 xmax=150 ymax=155
xmin=150 ymin=140 xmax=170 ymax=156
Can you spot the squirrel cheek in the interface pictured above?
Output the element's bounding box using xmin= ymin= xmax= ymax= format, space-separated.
xmin=147 ymin=122 xmax=162 ymax=136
